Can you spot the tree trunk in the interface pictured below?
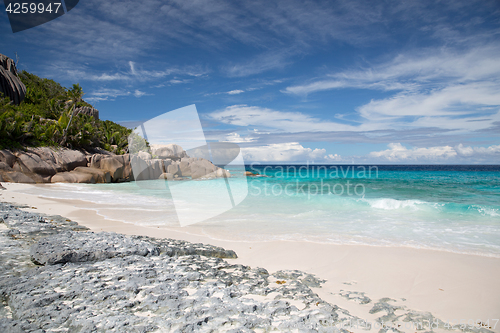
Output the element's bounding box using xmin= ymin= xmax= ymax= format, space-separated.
xmin=61 ymin=105 xmax=76 ymax=146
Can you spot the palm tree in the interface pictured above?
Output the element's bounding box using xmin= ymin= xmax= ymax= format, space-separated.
xmin=61 ymin=84 xmax=84 ymax=146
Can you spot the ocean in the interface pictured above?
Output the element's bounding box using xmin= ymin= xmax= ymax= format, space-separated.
xmin=16 ymin=164 xmax=500 ymax=257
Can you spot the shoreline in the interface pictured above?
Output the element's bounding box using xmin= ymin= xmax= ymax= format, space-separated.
xmin=1 ymin=182 xmax=499 ymax=331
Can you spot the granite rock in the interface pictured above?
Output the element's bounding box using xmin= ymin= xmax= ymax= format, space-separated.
xmin=0 ymin=54 xmax=26 ymax=105
xmin=30 ymin=231 xmax=160 ymax=265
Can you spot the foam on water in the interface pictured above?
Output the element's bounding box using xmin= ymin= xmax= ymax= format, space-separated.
xmin=13 ymin=165 xmax=500 ymax=257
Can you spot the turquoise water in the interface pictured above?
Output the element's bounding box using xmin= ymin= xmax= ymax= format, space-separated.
xmin=20 ymin=165 xmax=500 ymax=257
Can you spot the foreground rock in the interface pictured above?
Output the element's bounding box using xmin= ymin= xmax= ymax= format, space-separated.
xmin=0 ymin=202 xmax=491 ymax=333
xmin=30 ymin=231 xmax=159 ymax=265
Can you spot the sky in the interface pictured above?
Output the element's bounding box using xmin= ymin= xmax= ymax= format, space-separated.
xmin=1 ymin=0 xmax=500 ymax=164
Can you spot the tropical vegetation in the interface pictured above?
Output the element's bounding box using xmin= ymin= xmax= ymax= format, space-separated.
xmin=0 ymin=71 xmax=132 ymax=154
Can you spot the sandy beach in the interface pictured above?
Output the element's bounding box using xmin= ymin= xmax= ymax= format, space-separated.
xmin=1 ymin=182 xmax=499 ymax=332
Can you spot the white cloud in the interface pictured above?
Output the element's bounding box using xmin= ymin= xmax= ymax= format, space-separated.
xmin=455 ymin=143 xmax=500 ymax=158
xmin=86 ymin=88 xmax=131 ymax=102
xmin=282 ymin=47 xmax=500 ymax=133
xmin=133 ymin=90 xmax=148 ymax=98
xmin=220 ymin=140 xmax=500 ymax=163
xmin=224 ymin=133 xmax=255 ymax=143
xmin=283 ymin=80 xmax=345 ymax=95
xmin=241 ymin=142 xmax=328 ymax=162
xmin=224 ymin=49 xmax=294 ymax=77
xmin=208 ymin=105 xmax=359 ymax=132
xmin=227 ymin=90 xmax=245 ymax=95
xmin=367 ymin=143 xmax=500 ymax=163
xmin=285 ymin=47 xmax=500 ymax=96
xmin=47 ymin=61 xmax=207 ymax=84
xmin=86 ymin=88 xmax=151 ymax=101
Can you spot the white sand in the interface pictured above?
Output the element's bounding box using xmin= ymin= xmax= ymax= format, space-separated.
xmin=2 ymin=182 xmax=499 ymax=332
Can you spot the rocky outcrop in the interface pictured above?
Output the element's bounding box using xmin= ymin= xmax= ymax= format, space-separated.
xmin=0 ymin=144 xmax=230 ymax=184
xmin=151 ymin=144 xmax=187 ymax=160
xmin=0 ymin=148 xmax=87 ymax=183
xmin=100 ymin=156 xmax=124 ymax=181
xmin=0 ymin=54 xmax=26 ymax=105
xmin=0 ymin=150 xmax=16 ymax=167
xmin=73 ymin=167 xmax=111 ymax=183
xmin=0 ymin=202 xmax=371 ymax=333
xmin=51 ymin=171 xmax=95 ymax=184
xmin=0 ymin=171 xmax=38 ymax=183
xmin=30 ymin=231 xmax=159 ymax=265
xmin=74 ymin=106 xmax=99 ymax=120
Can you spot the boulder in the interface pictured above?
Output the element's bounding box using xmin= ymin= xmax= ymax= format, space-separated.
xmin=0 ymin=162 xmax=13 ymax=171
xmin=148 ymin=159 xmax=164 ymax=180
xmin=159 ymin=173 xmax=174 ymax=180
xmin=118 ymin=154 xmax=133 ymax=181
xmin=0 ymin=149 xmax=16 ymax=167
xmin=178 ymin=160 xmax=191 ymax=177
xmin=0 ymin=171 xmax=38 ymax=183
xmin=0 ymin=54 xmax=26 ymax=105
xmin=12 ymin=158 xmax=31 ymax=174
xmin=51 ymin=171 xmax=95 ymax=184
xmin=151 ymin=144 xmax=187 ymax=160
xmin=167 ymin=163 xmax=180 ymax=176
xmin=17 ymin=151 xmax=57 ymax=176
xmin=191 ymin=159 xmax=217 ymax=179
xmin=130 ymin=154 xmax=151 ymax=181
xmin=74 ymin=106 xmax=99 ymax=120
xmin=163 ymin=159 xmax=173 ymax=168
xmin=100 ymin=157 xmax=124 ymax=181
xmin=216 ymin=168 xmax=226 ymax=178
xmin=89 ymin=153 xmax=106 ymax=168
xmin=73 ymin=167 xmax=111 ymax=183
xmin=138 ymin=151 xmax=152 ymax=160
xmin=54 ymin=149 xmax=87 ymax=171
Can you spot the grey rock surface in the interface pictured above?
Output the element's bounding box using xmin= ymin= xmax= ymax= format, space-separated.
xmin=0 ymin=202 xmax=492 ymax=333
xmin=30 ymin=231 xmax=160 ymax=265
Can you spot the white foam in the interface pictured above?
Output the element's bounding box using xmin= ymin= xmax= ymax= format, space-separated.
xmin=366 ymin=198 xmax=425 ymax=210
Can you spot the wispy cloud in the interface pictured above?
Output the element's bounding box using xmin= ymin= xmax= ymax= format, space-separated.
xmin=207 ymin=105 xmax=360 ymax=132
xmin=86 ymin=88 xmax=151 ymax=102
xmin=284 ymin=47 xmax=500 ymax=96
xmin=205 ymin=89 xmax=246 ymax=97
xmin=283 ymin=46 xmax=500 ymax=133
xmin=45 ymin=61 xmax=208 ymax=83
xmin=224 ymin=49 xmax=296 ymax=77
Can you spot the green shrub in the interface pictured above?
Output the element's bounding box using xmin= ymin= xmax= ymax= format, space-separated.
xmin=0 ymin=72 xmax=133 ymax=152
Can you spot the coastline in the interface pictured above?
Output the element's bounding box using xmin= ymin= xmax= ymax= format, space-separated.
xmin=2 ymin=182 xmax=499 ymax=331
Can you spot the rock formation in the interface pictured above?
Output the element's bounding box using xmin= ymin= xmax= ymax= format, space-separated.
xmin=74 ymin=105 xmax=99 ymax=120
xmin=150 ymin=144 xmax=187 ymax=160
xmin=0 ymin=53 xmax=26 ymax=105
xmin=0 ymin=144 xmax=230 ymax=184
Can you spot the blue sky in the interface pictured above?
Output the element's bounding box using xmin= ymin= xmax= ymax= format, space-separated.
xmin=1 ymin=0 xmax=500 ymax=163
